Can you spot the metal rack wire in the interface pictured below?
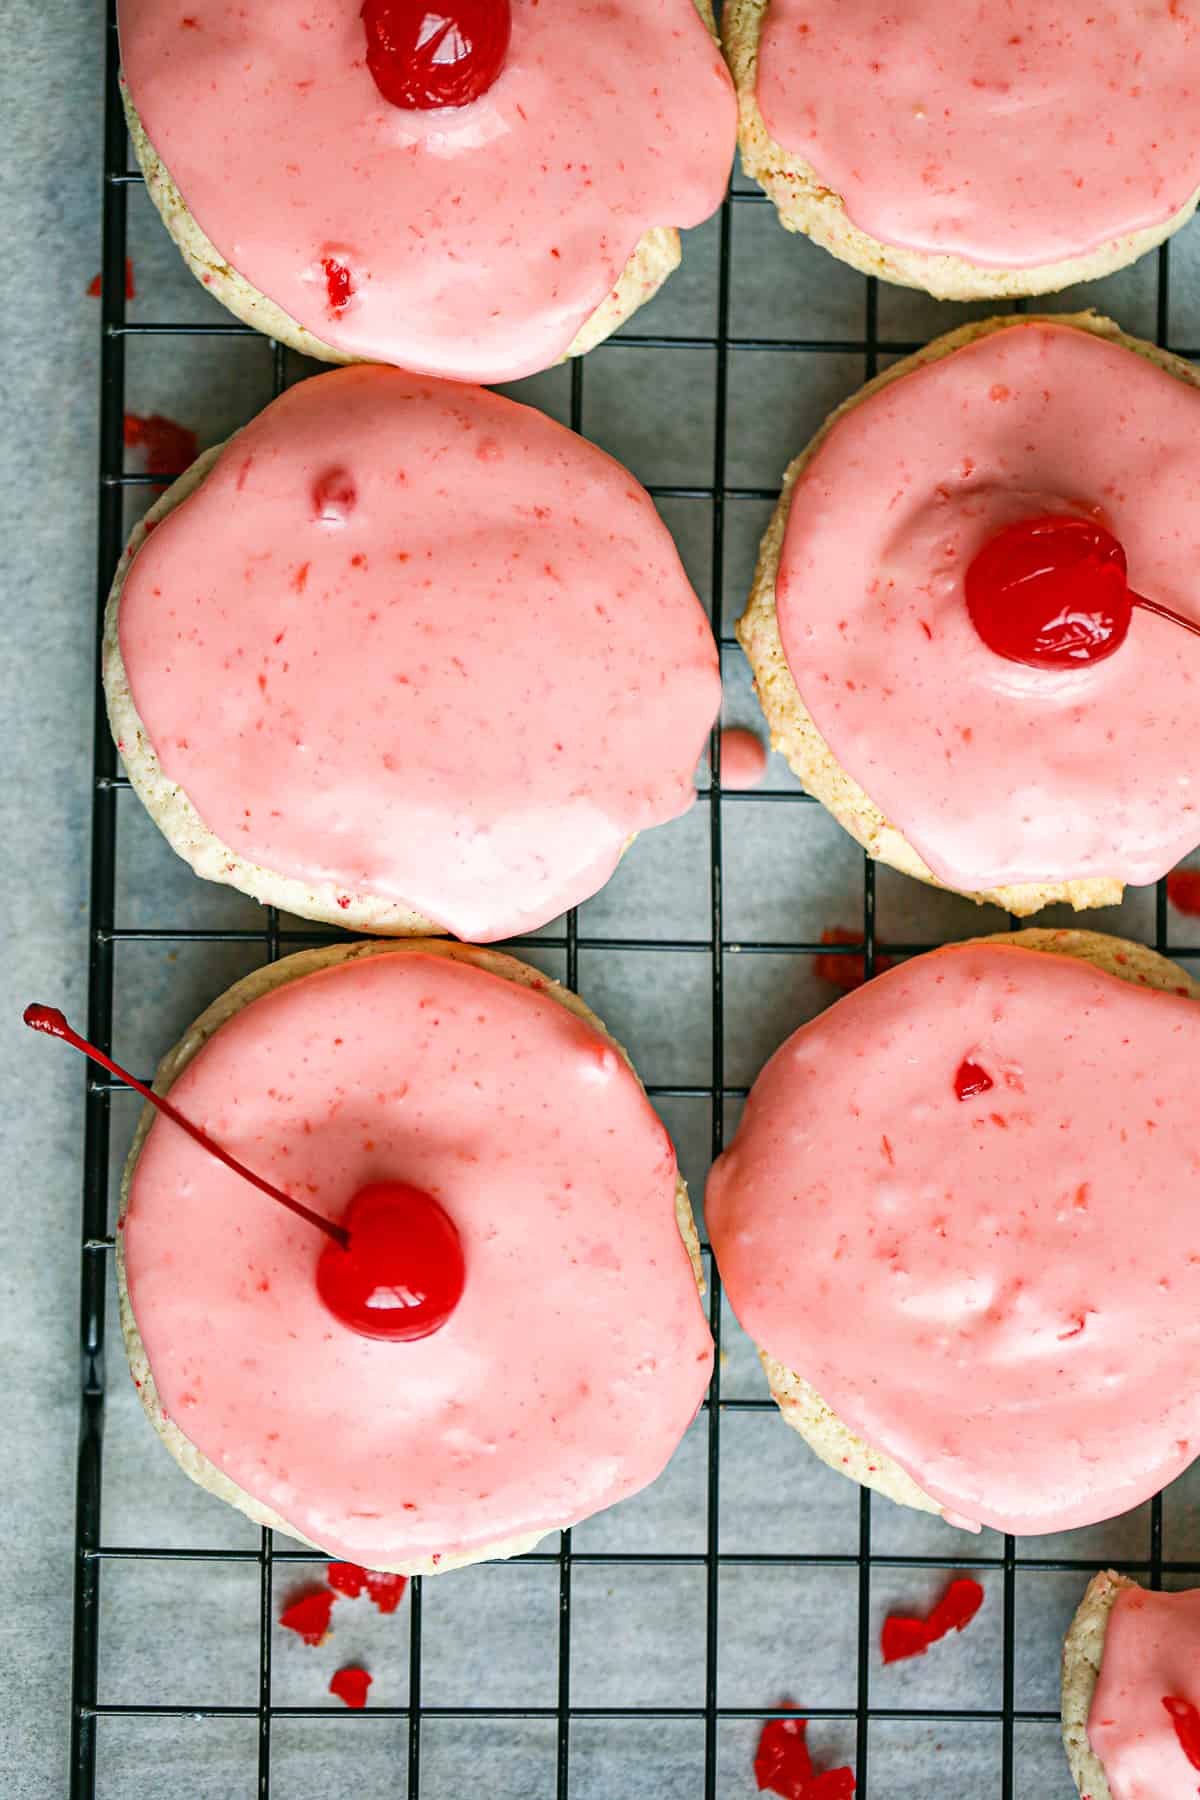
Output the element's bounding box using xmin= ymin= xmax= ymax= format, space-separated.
xmin=73 ymin=5 xmax=1200 ymax=1795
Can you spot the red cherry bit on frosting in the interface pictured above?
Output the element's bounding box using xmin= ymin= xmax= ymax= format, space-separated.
xmin=321 ymin=258 xmax=354 ymax=314
xmin=360 ymin=0 xmax=512 ymax=111
xmin=330 ymin=1665 xmax=373 ymax=1709
xmin=881 ymin=1576 xmax=985 ymax=1664
xmin=954 ymin=1058 xmax=994 ymax=1102
xmin=312 ymin=467 xmax=357 ymax=525
xmin=754 ymin=1712 xmax=856 ymax=1799
xmin=23 ymin=1005 xmax=466 ymax=1344
xmin=965 ymin=514 xmax=1200 ymax=669
xmin=1163 ymin=1696 xmax=1200 ymax=1776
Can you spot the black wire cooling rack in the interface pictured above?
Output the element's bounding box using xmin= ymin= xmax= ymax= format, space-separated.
xmin=73 ymin=4 xmax=1200 ymax=1795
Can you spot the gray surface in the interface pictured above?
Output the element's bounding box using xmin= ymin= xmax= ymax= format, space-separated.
xmin=6 ymin=5 xmax=1200 ymax=1796
xmin=2 ymin=3 xmax=102 ymax=1796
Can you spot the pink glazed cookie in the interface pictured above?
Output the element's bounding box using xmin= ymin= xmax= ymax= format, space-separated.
xmin=737 ymin=313 xmax=1200 ymax=916
xmin=1062 ymin=1573 xmax=1200 ymax=1800
xmin=104 ymin=365 xmax=721 ymax=942
xmin=706 ymin=930 xmax=1200 ymax=1537
xmin=117 ymin=939 xmax=712 ymax=1573
xmin=724 ymin=0 xmax=1200 ymax=298
xmin=116 ymin=0 xmax=736 ymax=382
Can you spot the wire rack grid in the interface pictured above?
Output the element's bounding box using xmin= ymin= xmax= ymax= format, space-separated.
xmin=73 ymin=5 xmax=1200 ymax=1796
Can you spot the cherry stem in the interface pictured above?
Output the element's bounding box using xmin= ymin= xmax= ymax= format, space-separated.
xmin=1129 ymin=591 xmax=1200 ymax=643
xmin=23 ymin=1004 xmax=350 ymax=1250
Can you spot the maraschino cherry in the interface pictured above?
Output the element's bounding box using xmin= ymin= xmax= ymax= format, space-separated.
xmin=23 ymin=1004 xmax=465 ymax=1342
xmin=965 ymin=514 xmax=1200 ymax=668
xmin=360 ymin=0 xmax=512 ymax=110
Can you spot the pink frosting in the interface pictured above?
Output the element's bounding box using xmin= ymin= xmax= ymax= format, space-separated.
xmin=705 ymin=941 xmax=1200 ymax=1536
xmin=1089 ymin=1587 xmax=1200 ymax=1799
xmin=117 ymin=366 xmax=720 ymax=942
xmin=755 ymin=1 xmax=1200 ymax=270
xmin=772 ymin=322 xmax=1200 ymax=894
xmin=123 ymin=950 xmax=713 ymax=1564
xmin=116 ymin=0 xmax=735 ymax=382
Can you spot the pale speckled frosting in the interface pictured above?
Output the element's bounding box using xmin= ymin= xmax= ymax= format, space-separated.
xmin=705 ymin=943 xmax=1200 ymax=1536
xmin=756 ymin=0 xmax=1200 ymax=270
xmin=122 ymin=951 xmax=713 ymax=1564
xmin=1089 ymin=1588 xmax=1200 ymax=1799
xmin=116 ymin=0 xmax=736 ymax=382
xmin=117 ymin=366 xmax=721 ymax=942
xmin=775 ymin=321 xmax=1200 ymax=894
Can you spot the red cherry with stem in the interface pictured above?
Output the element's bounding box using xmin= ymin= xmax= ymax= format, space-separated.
xmin=315 ymin=1181 xmax=465 ymax=1341
xmin=23 ymin=1005 xmax=465 ymax=1343
xmin=964 ymin=514 xmax=1200 ymax=668
xmin=360 ymin=0 xmax=512 ymax=111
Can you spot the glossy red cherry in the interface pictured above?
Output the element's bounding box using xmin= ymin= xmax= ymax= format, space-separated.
xmin=954 ymin=1057 xmax=994 ymax=1102
xmin=360 ymin=0 xmax=512 ymax=110
xmin=24 ymin=1006 xmax=465 ymax=1345
xmin=964 ymin=514 xmax=1200 ymax=668
xmin=316 ymin=1181 xmax=465 ymax=1341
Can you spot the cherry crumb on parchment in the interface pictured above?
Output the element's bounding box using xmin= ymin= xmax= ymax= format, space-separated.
xmin=813 ymin=928 xmax=894 ymax=994
xmin=87 ymin=258 xmax=136 ymax=300
xmin=278 ymin=1587 xmax=336 ymax=1647
xmin=124 ymin=413 xmax=199 ymax=489
xmin=754 ymin=1710 xmax=856 ymax=1799
xmin=329 ymin=1665 xmax=373 ymax=1710
xmin=326 ymin=1562 xmax=408 ymax=1613
xmin=1167 ymin=869 xmax=1200 ymax=917
xmin=881 ymin=1577 xmax=985 ymax=1665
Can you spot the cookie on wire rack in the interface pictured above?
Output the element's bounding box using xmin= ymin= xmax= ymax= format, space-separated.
xmin=103 ymin=364 xmax=720 ymax=944
xmin=1062 ymin=1571 xmax=1200 ymax=1799
xmin=735 ymin=312 xmax=1200 ymax=918
xmin=116 ymin=938 xmax=712 ymax=1574
xmin=706 ymin=928 xmax=1200 ymax=1537
xmin=722 ymin=0 xmax=1200 ymax=300
xmin=116 ymin=0 xmax=736 ymax=383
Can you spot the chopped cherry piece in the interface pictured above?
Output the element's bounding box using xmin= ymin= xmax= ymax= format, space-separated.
xmin=326 ymin=1562 xmax=367 ymax=1599
xmin=754 ymin=1715 xmax=813 ymax=1796
xmin=360 ymin=0 xmax=512 ymax=110
xmin=316 ymin=1181 xmax=465 ymax=1341
xmin=813 ymin=928 xmax=894 ymax=994
xmin=881 ymin=1615 xmax=931 ymax=1664
xmin=1167 ymin=869 xmax=1200 ymax=918
xmin=753 ymin=1712 xmax=855 ymax=1798
xmin=124 ymin=413 xmax=199 ymax=488
xmin=965 ymin=514 xmax=1200 ymax=668
xmin=881 ymin=1577 xmax=985 ymax=1663
xmin=1163 ymin=1695 xmax=1200 ymax=1772
xmin=279 ymin=1588 xmax=336 ymax=1646
xmin=322 ymin=258 xmax=354 ymax=313
xmin=954 ymin=1058 xmax=995 ymax=1102
xmin=87 ymin=257 xmax=136 ymax=300
xmin=330 ymin=1665 xmax=373 ymax=1709
xmin=364 ymin=1569 xmax=409 ymax=1613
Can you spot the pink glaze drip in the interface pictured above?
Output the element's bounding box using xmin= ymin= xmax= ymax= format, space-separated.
xmin=1089 ymin=1588 xmax=1200 ymax=1799
xmin=705 ymin=942 xmax=1200 ymax=1536
xmin=756 ymin=1 xmax=1200 ymax=271
xmin=116 ymin=0 xmax=735 ymax=383
xmin=717 ymin=727 xmax=767 ymax=790
xmin=772 ymin=322 xmax=1200 ymax=894
xmin=117 ymin=367 xmax=720 ymax=942
xmin=122 ymin=951 xmax=713 ymax=1564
